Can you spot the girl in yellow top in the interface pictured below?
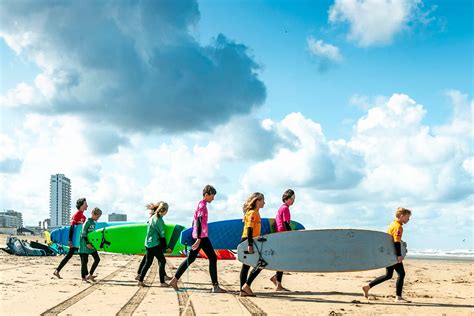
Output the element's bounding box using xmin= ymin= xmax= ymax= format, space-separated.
xmin=239 ymin=192 xmax=264 ymax=297
xmin=363 ymin=207 xmax=412 ymax=303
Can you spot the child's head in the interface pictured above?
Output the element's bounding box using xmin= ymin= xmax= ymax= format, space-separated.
xmin=202 ymin=184 xmax=217 ymax=203
xmin=147 ymin=201 xmax=169 ymax=217
xmin=242 ymin=192 xmax=265 ymax=214
xmin=395 ymin=207 xmax=411 ymax=224
xmin=282 ymin=189 xmax=295 ymax=205
xmin=91 ymin=207 xmax=102 ymax=220
xmin=76 ymin=198 xmax=87 ymax=211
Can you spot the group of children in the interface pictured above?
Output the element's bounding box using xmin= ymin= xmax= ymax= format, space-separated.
xmin=52 ymin=185 xmax=412 ymax=302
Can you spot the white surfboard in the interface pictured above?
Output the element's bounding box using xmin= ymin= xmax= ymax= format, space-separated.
xmin=237 ymin=229 xmax=407 ymax=272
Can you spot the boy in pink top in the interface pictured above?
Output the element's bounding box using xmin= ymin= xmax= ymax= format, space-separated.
xmin=271 ymin=189 xmax=295 ymax=291
xmin=168 ymin=185 xmax=226 ymax=293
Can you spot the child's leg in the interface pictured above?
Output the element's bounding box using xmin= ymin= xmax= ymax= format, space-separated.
xmin=200 ymin=238 xmax=218 ymax=285
xmin=394 ymin=263 xmax=406 ymax=297
xmin=137 ymin=254 xmax=147 ymax=275
xmin=79 ymin=253 xmax=89 ymax=279
xmin=154 ymin=247 xmax=167 ymax=284
xmin=174 ymin=245 xmax=200 ymax=280
xmin=89 ymin=251 xmax=100 ymax=276
xmin=139 ymin=247 xmax=155 ymax=282
xmin=56 ymin=247 xmax=77 ymax=273
xmin=246 ymin=266 xmax=262 ymax=286
xmin=240 ymin=264 xmax=250 ymax=288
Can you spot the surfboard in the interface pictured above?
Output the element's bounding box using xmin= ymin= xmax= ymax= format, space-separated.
xmin=87 ymin=223 xmax=186 ymax=256
xmin=50 ymin=221 xmax=136 ymax=247
xmin=237 ymin=229 xmax=408 ymax=272
xmin=180 ymin=218 xmax=305 ymax=249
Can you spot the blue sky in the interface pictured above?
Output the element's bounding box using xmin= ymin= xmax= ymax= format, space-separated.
xmin=0 ymin=0 xmax=472 ymax=251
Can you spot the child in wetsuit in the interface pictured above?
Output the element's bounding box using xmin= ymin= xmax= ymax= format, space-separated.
xmin=138 ymin=201 xmax=172 ymax=287
xmin=79 ymin=207 xmax=102 ymax=282
xmin=239 ymin=192 xmax=265 ymax=297
xmin=168 ymin=185 xmax=226 ymax=293
xmin=362 ymin=207 xmax=412 ymax=302
xmin=271 ymin=189 xmax=295 ymax=291
xmin=53 ymin=198 xmax=88 ymax=279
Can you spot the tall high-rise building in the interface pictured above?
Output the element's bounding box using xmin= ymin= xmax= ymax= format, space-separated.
xmin=50 ymin=174 xmax=71 ymax=227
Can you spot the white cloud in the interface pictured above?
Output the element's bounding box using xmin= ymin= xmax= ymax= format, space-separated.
xmin=0 ymin=82 xmax=36 ymax=107
xmin=328 ymin=0 xmax=424 ymax=47
xmin=307 ymin=37 xmax=343 ymax=63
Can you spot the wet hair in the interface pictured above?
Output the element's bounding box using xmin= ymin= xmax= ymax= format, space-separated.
xmin=242 ymin=192 xmax=264 ymax=214
xmin=146 ymin=201 xmax=169 ymax=217
xmin=203 ymin=185 xmax=217 ymax=196
xmin=76 ymin=198 xmax=87 ymax=210
xmin=282 ymin=189 xmax=295 ymax=203
xmin=91 ymin=207 xmax=102 ymax=216
xmin=395 ymin=207 xmax=412 ymax=218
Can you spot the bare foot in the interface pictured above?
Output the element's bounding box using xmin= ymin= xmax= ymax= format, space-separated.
xmin=241 ymin=284 xmax=255 ymax=296
xmin=168 ymin=277 xmax=179 ymax=290
xmin=362 ymin=285 xmax=370 ymax=298
xmin=275 ymin=286 xmax=290 ymax=292
xmin=211 ymin=285 xmax=227 ymax=293
xmin=53 ymin=270 xmax=62 ymax=279
xmin=270 ymin=275 xmax=277 ymax=286
xmin=86 ymin=275 xmax=97 ymax=282
xmin=82 ymin=278 xmax=91 ymax=283
xmin=240 ymin=290 xmax=256 ymax=297
xmin=135 ymin=275 xmax=140 ymax=281
xmin=164 ymin=275 xmax=172 ymax=281
xmin=395 ymin=297 xmax=411 ymax=303
xmin=137 ymin=281 xmax=149 ymax=287
xmin=159 ymin=282 xmax=170 ymax=287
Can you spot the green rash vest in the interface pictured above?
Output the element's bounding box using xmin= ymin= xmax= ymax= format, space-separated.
xmin=145 ymin=215 xmax=165 ymax=248
xmin=79 ymin=218 xmax=97 ymax=254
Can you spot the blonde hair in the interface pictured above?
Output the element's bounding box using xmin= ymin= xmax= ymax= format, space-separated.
xmin=146 ymin=201 xmax=169 ymax=217
xmin=242 ymin=192 xmax=264 ymax=214
xmin=395 ymin=207 xmax=411 ymax=218
xmin=91 ymin=207 xmax=102 ymax=216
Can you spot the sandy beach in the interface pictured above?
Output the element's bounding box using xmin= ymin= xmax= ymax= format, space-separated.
xmin=0 ymin=235 xmax=472 ymax=315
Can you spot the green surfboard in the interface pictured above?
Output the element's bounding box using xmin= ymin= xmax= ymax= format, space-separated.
xmin=88 ymin=223 xmax=186 ymax=255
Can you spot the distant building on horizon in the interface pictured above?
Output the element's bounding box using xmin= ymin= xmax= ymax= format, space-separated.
xmin=108 ymin=213 xmax=127 ymax=222
xmin=50 ymin=174 xmax=71 ymax=227
xmin=0 ymin=210 xmax=23 ymax=228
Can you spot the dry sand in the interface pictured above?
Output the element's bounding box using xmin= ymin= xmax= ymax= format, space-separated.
xmin=0 ymin=235 xmax=473 ymax=315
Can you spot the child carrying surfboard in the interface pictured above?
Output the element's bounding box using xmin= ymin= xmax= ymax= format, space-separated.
xmin=240 ymin=192 xmax=265 ymax=297
xmin=135 ymin=204 xmax=172 ymax=282
xmin=138 ymin=201 xmax=172 ymax=287
xmin=79 ymin=207 xmax=102 ymax=282
xmin=362 ymin=207 xmax=412 ymax=302
xmin=168 ymin=185 xmax=227 ymax=293
xmin=271 ymin=189 xmax=295 ymax=291
xmin=53 ymin=197 xmax=88 ymax=279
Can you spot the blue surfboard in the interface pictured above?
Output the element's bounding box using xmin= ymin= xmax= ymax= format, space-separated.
xmin=180 ymin=218 xmax=305 ymax=250
xmin=50 ymin=221 xmax=138 ymax=247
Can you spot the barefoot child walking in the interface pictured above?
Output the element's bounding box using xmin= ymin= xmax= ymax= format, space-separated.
xmin=168 ymin=185 xmax=226 ymax=293
xmin=362 ymin=207 xmax=412 ymax=302
xmin=79 ymin=207 xmax=102 ymax=282
xmin=271 ymin=189 xmax=295 ymax=291
xmin=240 ymin=192 xmax=265 ymax=297
xmin=137 ymin=201 xmax=172 ymax=287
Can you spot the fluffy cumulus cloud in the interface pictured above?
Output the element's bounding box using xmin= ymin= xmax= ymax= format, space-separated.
xmin=328 ymin=0 xmax=431 ymax=46
xmin=0 ymin=0 xmax=266 ymax=134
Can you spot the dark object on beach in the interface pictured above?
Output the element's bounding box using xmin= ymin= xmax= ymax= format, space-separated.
xmin=30 ymin=241 xmax=57 ymax=256
xmin=5 ymin=236 xmax=46 ymax=256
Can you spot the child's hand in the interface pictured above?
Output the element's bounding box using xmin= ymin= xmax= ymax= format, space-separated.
xmin=87 ymin=244 xmax=94 ymax=250
xmin=397 ymin=256 xmax=403 ymax=263
xmin=191 ymin=239 xmax=201 ymax=251
xmin=166 ymin=248 xmax=172 ymax=253
xmin=247 ymin=245 xmax=254 ymax=254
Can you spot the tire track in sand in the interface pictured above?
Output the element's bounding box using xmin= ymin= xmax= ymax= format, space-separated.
xmin=40 ymin=258 xmax=135 ymax=316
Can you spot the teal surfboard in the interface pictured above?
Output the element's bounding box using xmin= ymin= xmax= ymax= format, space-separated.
xmin=237 ymin=229 xmax=407 ymax=272
xmin=88 ymin=223 xmax=186 ymax=255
